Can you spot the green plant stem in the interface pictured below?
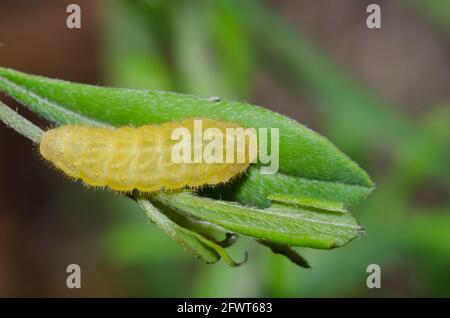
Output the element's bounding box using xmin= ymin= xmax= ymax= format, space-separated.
xmin=0 ymin=100 xmax=43 ymax=143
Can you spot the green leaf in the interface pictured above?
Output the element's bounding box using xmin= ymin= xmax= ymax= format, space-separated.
xmin=267 ymin=193 xmax=348 ymax=213
xmin=0 ymin=67 xmax=374 ymax=266
xmin=0 ymin=67 xmax=374 ymax=210
xmin=137 ymin=199 xmax=245 ymax=266
xmin=0 ymin=73 xmax=107 ymax=127
xmin=0 ymin=67 xmax=373 ymax=189
xmin=149 ymin=196 xmax=238 ymax=247
xmin=152 ymin=192 xmax=363 ymax=249
xmin=216 ymin=166 xmax=373 ymax=208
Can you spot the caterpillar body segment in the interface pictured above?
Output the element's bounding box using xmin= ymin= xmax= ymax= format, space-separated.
xmin=39 ymin=119 xmax=257 ymax=192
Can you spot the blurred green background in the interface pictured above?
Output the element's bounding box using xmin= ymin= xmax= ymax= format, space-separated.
xmin=0 ymin=0 xmax=449 ymax=297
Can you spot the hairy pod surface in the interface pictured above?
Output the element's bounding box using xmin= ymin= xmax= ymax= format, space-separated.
xmin=39 ymin=119 xmax=256 ymax=192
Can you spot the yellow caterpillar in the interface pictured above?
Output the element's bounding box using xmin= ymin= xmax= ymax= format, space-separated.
xmin=39 ymin=119 xmax=257 ymax=192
